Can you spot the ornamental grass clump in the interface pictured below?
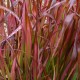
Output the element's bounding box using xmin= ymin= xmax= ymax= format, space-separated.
xmin=0 ymin=0 xmax=80 ymax=80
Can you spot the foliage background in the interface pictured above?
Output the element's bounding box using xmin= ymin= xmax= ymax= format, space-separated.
xmin=0 ymin=0 xmax=80 ymax=80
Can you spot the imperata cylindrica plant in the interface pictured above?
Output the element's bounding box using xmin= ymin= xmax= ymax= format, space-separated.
xmin=0 ymin=0 xmax=80 ymax=80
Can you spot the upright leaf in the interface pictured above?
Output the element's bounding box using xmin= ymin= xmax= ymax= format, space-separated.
xmin=22 ymin=2 xmax=32 ymax=61
xmin=11 ymin=58 xmax=16 ymax=80
xmin=22 ymin=2 xmax=32 ymax=79
xmin=32 ymin=34 xmax=38 ymax=80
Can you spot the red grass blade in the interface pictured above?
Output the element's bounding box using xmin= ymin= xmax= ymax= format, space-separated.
xmin=22 ymin=2 xmax=32 ymax=60
xmin=11 ymin=58 xmax=16 ymax=80
xmin=32 ymin=34 xmax=38 ymax=80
